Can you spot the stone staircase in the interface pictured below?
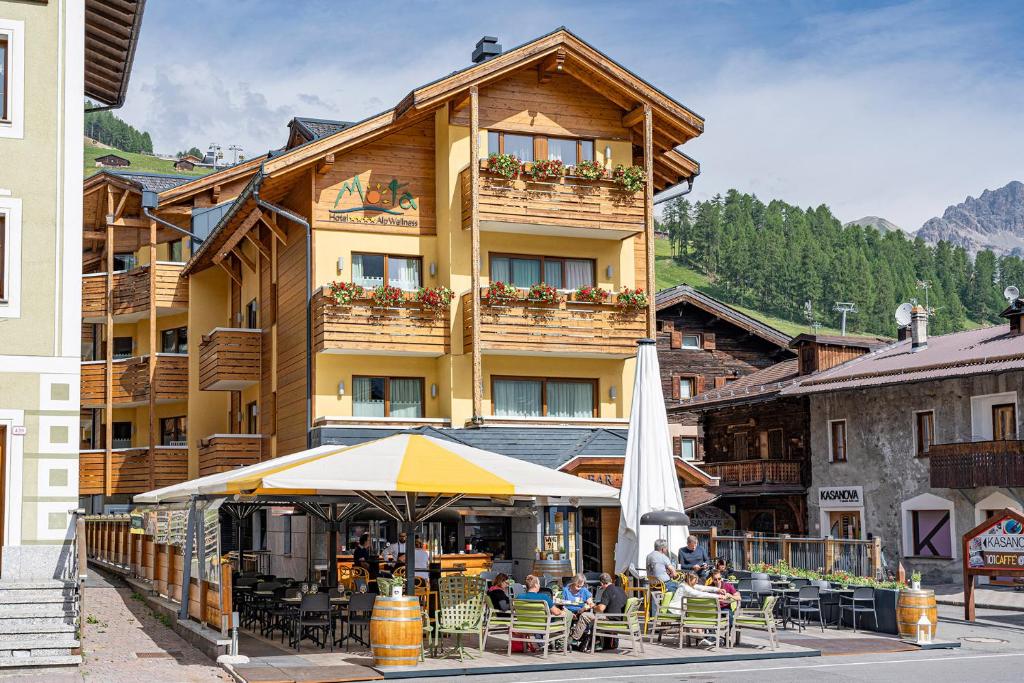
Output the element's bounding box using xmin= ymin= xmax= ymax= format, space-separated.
xmin=0 ymin=581 xmax=81 ymax=668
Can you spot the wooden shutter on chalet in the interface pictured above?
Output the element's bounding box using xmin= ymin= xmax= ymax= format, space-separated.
xmin=714 ymin=376 xmax=727 ymax=389
xmin=696 ymin=375 xmax=707 ymax=394
xmin=671 ymin=374 xmax=680 ymax=399
xmin=672 ymin=436 xmax=682 ymax=457
xmin=670 ymin=330 xmax=682 ymax=349
xmin=703 ymin=332 xmax=716 ymax=350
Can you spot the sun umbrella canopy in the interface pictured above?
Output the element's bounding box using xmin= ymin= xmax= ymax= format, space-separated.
xmin=135 ymin=434 xmax=618 ymax=504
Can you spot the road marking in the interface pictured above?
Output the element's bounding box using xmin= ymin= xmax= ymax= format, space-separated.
xmin=508 ymin=652 xmax=1024 ymax=682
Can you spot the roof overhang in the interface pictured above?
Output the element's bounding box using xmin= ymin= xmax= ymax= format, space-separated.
xmin=558 ymin=455 xmax=716 ymax=488
xmin=85 ymin=0 xmax=146 ymax=110
xmin=656 ymin=286 xmax=792 ymax=349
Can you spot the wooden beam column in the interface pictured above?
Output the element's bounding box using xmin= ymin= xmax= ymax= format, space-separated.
xmin=148 ymin=220 xmax=157 ymax=490
xmin=104 ymin=190 xmax=114 ymax=498
xmin=469 ymin=86 xmax=483 ymax=422
xmin=643 ymin=104 xmax=656 ymax=337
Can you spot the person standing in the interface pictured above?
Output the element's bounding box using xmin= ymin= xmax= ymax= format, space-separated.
xmin=413 ymin=537 xmax=431 ymax=580
xmin=384 ymin=531 xmax=408 ymax=560
xmin=678 ymin=535 xmax=711 ymax=580
xmin=645 ymin=539 xmax=680 ymax=591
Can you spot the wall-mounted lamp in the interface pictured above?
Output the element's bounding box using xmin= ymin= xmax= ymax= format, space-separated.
xmin=337 ymin=256 xmax=345 ymax=273
xmin=429 ymin=262 xmax=437 ymax=277
xmin=431 ymin=383 xmax=438 ymax=398
xmin=606 ymin=265 xmax=614 ymax=279
xmin=604 ymin=145 xmax=612 ymax=168
xmin=337 ymin=380 xmax=346 ymax=396
xmin=609 ymin=385 xmax=617 ymax=400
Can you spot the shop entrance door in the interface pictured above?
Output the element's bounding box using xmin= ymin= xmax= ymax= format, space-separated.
xmin=828 ymin=510 xmax=861 ymax=539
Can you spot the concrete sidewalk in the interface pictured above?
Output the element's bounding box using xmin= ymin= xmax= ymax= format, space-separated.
xmin=932 ymin=583 xmax=1024 ymax=611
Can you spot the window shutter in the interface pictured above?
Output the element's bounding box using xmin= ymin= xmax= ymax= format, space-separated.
xmin=672 ymin=436 xmax=682 ymax=457
xmin=671 ymin=374 xmax=680 ymax=399
xmin=714 ymin=376 xmax=727 ymax=389
xmin=670 ymin=331 xmax=682 ymax=349
xmin=703 ymin=332 xmax=716 ymax=350
xmin=696 ymin=375 xmax=706 ymax=394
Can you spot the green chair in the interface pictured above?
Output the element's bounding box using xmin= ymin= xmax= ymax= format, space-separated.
xmin=482 ymin=603 xmax=511 ymax=650
xmin=590 ymin=597 xmax=645 ymax=655
xmin=734 ymin=594 xmax=778 ymax=650
xmin=681 ymin=596 xmax=730 ymax=651
xmin=648 ymin=589 xmax=683 ymax=645
xmin=421 ymin=609 xmax=434 ymax=660
xmin=434 ymin=575 xmax=487 ymax=661
xmin=507 ymin=598 xmax=570 ymax=658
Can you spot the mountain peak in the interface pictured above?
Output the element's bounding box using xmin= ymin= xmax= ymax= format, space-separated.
xmin=917 ymin=180 xmax=1024 ymax=255
xmin=844 ymin=216 xmax=902 ymax=233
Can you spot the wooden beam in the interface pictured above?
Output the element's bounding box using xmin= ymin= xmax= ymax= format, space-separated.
xmin=643 ymin=104 xmax=656 ymax=338
xmin=214 ymin=208 xmax=263 ymax=262
xmin=106 ymin=217 xmax=150 ymax=229
xmin=260 ymin=214 xmax=287 ymax=244
xmin=538 ymin=49 xmax=566 ymax=84
xmin=217 ymin=258 xmax=242 ymax=285
xmin=244 ymin=230 xmax=270 ymax=260
xmin=104 ymin=218 xmax=114 ymax=498
xmin=451 ymin=91 xmax=471 ymax=112
xmin=148 ymin=219 xmax=157 ymax=491
xmin=112 ymin=188 xmax=130 ymax=221
xmin=470 ymin=86 xmax=482 ymax=423
xmin=232 ymin=245 xmax=256 ymax=274
xmin=622 ymin=104 xmax=645 ymax=129
xmin=316 ymin=153 xmax=334 ymax=176
xmin=212 ymin=184 xmax=222 ymax=203
xmin=83 ymin=229 xmax=108 ymax=241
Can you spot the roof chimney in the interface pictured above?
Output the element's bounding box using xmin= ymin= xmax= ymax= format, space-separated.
xmin=1000 ymin=297 xmax=1024 ymax=335
xmin=897 ymin=326 xmax=912 ymax=342
xmin=910 ymin=305 xmax=928 ymax=352
xmin=472 ymin=36 xmax=502 ymax=64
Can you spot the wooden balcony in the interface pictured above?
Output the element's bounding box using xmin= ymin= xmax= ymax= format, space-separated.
xmin=198 ymin=435 xmax=262 ymax=477
xmin=82 ymin=262 xmax=188 ymax=322
xmin=463 ymin=290 xmax=647 ymax=358
xmin=702 ymin=459 xmax=804 ymax=492
xmin=198 ymin=328 xmax=261 ymax=391
xmin=80 ymin=354 xmax=188 ymax=407
xmin=461 ymin=164 xmax=645 ymax=239
xmin=79 ymin=447 xmax=188 ymax=495
xmin=929 ymin=440 xmax=1024 ymax=488
xmin=312 ymin=289 xmax=449 ymax=357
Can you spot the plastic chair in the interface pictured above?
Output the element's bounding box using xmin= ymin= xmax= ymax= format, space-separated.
xmin=735 ymin=594 xmax=778 ymax=650
xmin=681 ymin=596 xmax=730 ymax=651
xmin=791 ymin=578 xmax=810 ymax=588
xmin=291 ymin=593 xmax=332 ymax=652
xmin=839 ymin=586 xmax=878 ymax=632
xmin=789 ymin=586 xmax=824 ymax=632
xmin=590 ymin=597 xmax=645 ymax=655
xmin=338 ymin=591 xmax=375 ymax=649
xmin=507 ymin=598 xmax=569 ymax=658
xmin=750 ymin=572 xmax=769 ymax=581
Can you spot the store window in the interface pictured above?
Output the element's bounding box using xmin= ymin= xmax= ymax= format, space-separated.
xmin=352 ymin=253 xmax=422 ymax=291
xmin=492 ymin=377 xmax=596 ymax=418
xmin=489 ymin=254 xmax=594 ymax=290
xmin=353 ymin=376 xmax=423 ymax=418
xmin=462 ymin=516 xmax=511 ymax=559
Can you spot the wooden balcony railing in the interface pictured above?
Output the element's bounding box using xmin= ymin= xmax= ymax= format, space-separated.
xmin=82 ymin=262 xmax=188 ymax=321
xmin=929 ymin=440 xmax=1024 ymax=488
xmin=198 ymin=434 xmax=262 ymax=477
xmin=702 ymin=459 xmax=803 ymax=488
xmin=198 ymin=328 xmax=261 ymax=391
xmin=80 ymin=354 xmax=188 ymax=407
xmin=463 ymin=290 xmax=647 ymax=357
xmin=312 ymin=288 xmax=449 ymax=356
xmin=79 ymin=447 xmax=188 ymax=495
xmin=460 ymin=165 xmax=645 ymax=238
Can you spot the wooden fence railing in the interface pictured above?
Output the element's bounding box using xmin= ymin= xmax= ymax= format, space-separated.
xmin=690 ymin=527 xmax=882 ymax=577
xmin=84 ymin=515 xmax=231 ymax=633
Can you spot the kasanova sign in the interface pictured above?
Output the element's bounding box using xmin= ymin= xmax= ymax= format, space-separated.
xmin=817 ymin=486 xmax=863 ymax=507
xmin=328 ymin=175 xmax=419 ymax=228
xmin=962 ymin=508 xmax=1024 ymax=621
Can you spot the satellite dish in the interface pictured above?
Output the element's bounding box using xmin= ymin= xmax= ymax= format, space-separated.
xmin=895 ymin=302 xmax=913 ymax=327
xmin=1004 ymin=285 xmax=1020 ymax=302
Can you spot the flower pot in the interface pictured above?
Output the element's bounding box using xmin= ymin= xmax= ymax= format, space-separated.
xmin=911 ymin=581 xmax=921 ymax=590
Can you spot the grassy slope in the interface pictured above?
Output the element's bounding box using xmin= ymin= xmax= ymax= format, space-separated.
xmin=85 ymin=145 xmax=212 ymax=179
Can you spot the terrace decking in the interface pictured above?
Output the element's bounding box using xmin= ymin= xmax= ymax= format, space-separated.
xmin=82 ymin=262 xmax=188 ymax=322
xmin=81 ymin=354 xmax=188 ymax=407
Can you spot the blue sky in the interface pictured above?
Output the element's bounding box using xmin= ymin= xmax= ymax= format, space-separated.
xmin=119 ymin=0 xmax=1024 ymax=230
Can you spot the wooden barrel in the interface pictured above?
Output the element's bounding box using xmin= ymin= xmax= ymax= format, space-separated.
xmin=532 ymin=559 xmax=573 ymax=579
xmin=369 ymin=596 xmax=421 ymax=669
xmin=897 ymin=589 xmax=937 ymax=639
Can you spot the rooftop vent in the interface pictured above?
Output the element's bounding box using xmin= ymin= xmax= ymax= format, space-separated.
xmin=472 ymin=36 xmax=502 ymax=64
xmin=910 ymin=305 xmax=928 ymax=352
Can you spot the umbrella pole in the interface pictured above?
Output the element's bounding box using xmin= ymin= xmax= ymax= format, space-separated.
xmin=405 ymin=492 xmax=417 ymax=597
xmin=328 ymin=503 xmax=338 ymax=589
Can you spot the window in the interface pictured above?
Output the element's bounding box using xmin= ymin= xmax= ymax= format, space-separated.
xmin=0 ymin=20 xmax=22 ymax=139
xmin=768 ymin=429 xmax=785 ymax=458
xmin=353 ymin=376 xmax=424 ymax=418
xmin=993 ymin=403 xmax=1017 ymax=440
xmin=160 ymin=327 xmax=187 ymax=354
xmin=167 ymin=239 xmax=184 ymax=263
xmin=113 ymin=252 xmax=137 ymax=271
xmin=679 ymin=437 xmax=696 ymax=462
xmin=462 ymin=516 xmax=511 ymax=559
xmin=0 ymin=214 xmax=5 ymax=300
xmin=489 ymin=254 xmax=595 ymax=290
xmin=678 ymin=377 xmax=695 ymax=400
xmin=488 ymin=131 xmax=534 ymax=161
xmin=915 ymin=411 xmax=935 ymax=456
xmin=246 ymin=401 xmax=258 ymax=434
xmin=492 ymin=377 xmax=596 ymax=418
xmin=0 ymin=34 xmax=7 ymax=122
xmin=681 ymin=334 xmax=702 ymax=349
xmin=830 ymin=420 xmax=847 ymax=462
xmin=246 ymin=299 xmax=258 ymax=329
xmin=352 ymin=253 xmax=422 ymax=291
xmin=733 ymin=432 xmax=749 ymax=458
xmin=282 ymin=513 xmax=293 ymax=555
xmin=112 ymin=336 xmax=133 ymax=359
xmin=160 ymin=416 xmax=186 ymax=446
xmin=911 ymin=510 xmax=952 ymax=558
xmin=112 ymin=422 xmax=132 ymax=449
xmin=487 ymin=131 xmax=595 ymax=166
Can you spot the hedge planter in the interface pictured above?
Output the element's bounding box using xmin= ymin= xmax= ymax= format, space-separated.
xmin=832 ymin=585 xmax=899 ymax=633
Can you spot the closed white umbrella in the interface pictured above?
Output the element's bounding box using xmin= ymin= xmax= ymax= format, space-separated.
xmin=615 ymin=339 xmax=689 ymax=574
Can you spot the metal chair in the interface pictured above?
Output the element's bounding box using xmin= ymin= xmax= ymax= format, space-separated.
xmin=590 ymin=597 xmax=645 ymax=655
xmin=840 ymin=586 xmax=878 ymax=632
xmin=434 ymin=575 xmax=487 ymax=661
xmin=789 ymin=585 xmax=824 ymax=632
xmin=791 ymin=578 xmax=810 ymax=588
xmin=264 ymin=587 xmax=300 ymax=641
xmin=750 ymin=572 xmax=769 ymax=581
xmin=291 ymin=593 xmax=332 ymax=652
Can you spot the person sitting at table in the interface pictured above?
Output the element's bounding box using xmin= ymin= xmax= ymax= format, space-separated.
xmin=669 ymin=571 xmax=727 ymax=612
xmin=646 ymin=538 xmax=679 ymax=591
xmin=413 ymin=537 xmax=431 ymax=580
xmin=561 ymin=574 xmax=594 ymax=614
xmin=353 ymin=533 xmax=372 ymax=573
xmin=678 ymin=535 xmax=712 ymax=580
xmin=487 ymin=573 xmax=511 ymax=612
xmin=709 ymin=568 xmax=740 ymax=625
xmin=705 ymin=558 xmax=730 ymax=585
xmin=570 ymin=572 xmax=626 ymax=652
xmin=518 ymin=574 xmax=564 ymax=616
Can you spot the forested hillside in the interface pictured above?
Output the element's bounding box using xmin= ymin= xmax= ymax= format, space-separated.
xmin=657 ymin=191 xmax=1018 ymax=335
xmin=84 ymin=102 xmax=153 ymax=154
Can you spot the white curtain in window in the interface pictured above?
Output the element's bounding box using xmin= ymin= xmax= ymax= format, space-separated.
xmin=543 ymin=261 xmax=562 ymax=288
xmin=565 ymin=260 xmax=593 ymax=289
xmin=547 ymin=381 xmax=594 ymax=418
xmin=511 ymin=259 xmax=541 ymax=288
xmin=353 ymin=377 xmax=384 ymax=417
xmin=493 ymin=379 xmax=541 ymax=417
xmin=353 ymin=254 xmax=384 ymax=288
xmin=491 ymin=257 xmax=511 ymax=283
xmin=389 ymin=379 xmax=423 ymax=418
xmin=388 ymin=257 xmax=421 ymax=291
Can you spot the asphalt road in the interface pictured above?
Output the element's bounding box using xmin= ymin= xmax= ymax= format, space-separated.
xmin=432 ymin=605 xmax=1024 ymax=683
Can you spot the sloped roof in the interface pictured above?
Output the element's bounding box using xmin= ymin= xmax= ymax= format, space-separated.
xmin=85 ymin=0 xmax=146 ymax=109
xmin=656 ymin=285 xmax=791 ymax=349
xmin=104 ymin=170 xmax=195 ymax=193
xmin=783 ymin=324 xmax=1023 ymax=394
xmin=790 ymin=333 xmax=890 ymax=350
xmin=290 ymin=117 xmax=355 ymax=141
xmin=675 ymin=358 xmax=801 ymax=410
